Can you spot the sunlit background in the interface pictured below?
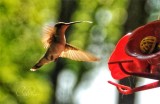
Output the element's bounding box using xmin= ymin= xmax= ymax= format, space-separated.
xmin=1 ymin=0 xmax=160 ymax=104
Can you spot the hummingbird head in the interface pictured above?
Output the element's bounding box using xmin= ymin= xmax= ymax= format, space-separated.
xmin=55 ymin=22 xmax=71 ymax=34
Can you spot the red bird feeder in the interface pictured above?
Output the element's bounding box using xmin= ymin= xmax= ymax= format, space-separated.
xmin=108 ymin=20 xmax=160 ymax=95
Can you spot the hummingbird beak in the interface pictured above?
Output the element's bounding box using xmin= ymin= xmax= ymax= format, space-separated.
xmin=54 ymin=21 xmax=93 ymax=35
xmin=66 ymin=21 xmax=93 ymax=25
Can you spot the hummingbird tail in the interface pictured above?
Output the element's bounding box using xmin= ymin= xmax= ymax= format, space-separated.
xmin=30 ymin=57 xmax=49 ymax=71
xmin=30 ymin=64 xmax=42 ymax=71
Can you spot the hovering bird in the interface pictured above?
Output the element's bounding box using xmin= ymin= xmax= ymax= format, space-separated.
xmin=31 ymin=21 xmax=100 ymax=71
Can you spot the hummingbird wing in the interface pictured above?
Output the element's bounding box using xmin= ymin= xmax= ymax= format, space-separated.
xmin=60 ymin=44 xmax=100 ymax=62
xmin=42 ymin=24 xmax=55 ymax=48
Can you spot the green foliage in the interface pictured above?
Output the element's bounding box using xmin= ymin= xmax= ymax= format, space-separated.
xmin=0 ymin=0 xmax=59 ymax=103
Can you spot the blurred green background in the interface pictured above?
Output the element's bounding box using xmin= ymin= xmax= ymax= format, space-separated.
xmin=0 ymin=0 xmax=160 ymax=104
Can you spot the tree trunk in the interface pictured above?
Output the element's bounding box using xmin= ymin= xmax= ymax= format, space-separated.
xmin=50 ymin=0 xmax=77 ymax=104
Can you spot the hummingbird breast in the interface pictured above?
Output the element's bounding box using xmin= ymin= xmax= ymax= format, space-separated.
xmin=45 ymin=42 xmax=66 ymax=61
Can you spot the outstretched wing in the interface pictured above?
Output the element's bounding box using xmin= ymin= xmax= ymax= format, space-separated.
xmin=42 ymin=24 xmax=55 ymax=48
xmin=60 ymin=44 xmax=100 ymax=62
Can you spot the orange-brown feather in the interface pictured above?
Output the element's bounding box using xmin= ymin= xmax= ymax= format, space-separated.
xmin=42 ymin=25 xmax=56 ymax=48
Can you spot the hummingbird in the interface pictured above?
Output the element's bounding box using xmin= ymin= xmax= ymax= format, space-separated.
xmin=30 ymin=21 xmax=100 ymax=71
